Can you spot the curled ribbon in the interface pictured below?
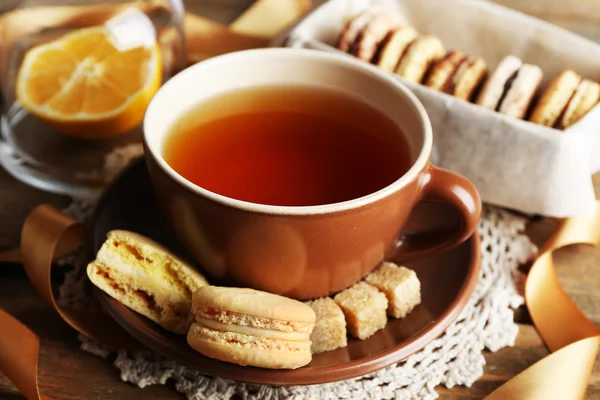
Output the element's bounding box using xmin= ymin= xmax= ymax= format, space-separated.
xmin=485 ymin=204 xmax=600 ymax=399
xmin=0 ymin=206 xmax=143 ymax=400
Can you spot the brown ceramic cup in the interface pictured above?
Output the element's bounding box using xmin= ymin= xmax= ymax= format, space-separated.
xmin=143 ymin=49 xmax=481 ymax=300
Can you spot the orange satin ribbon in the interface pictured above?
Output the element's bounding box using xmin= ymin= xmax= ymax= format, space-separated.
xmin=485 ymin=205 xmax=600 ymax=399
xmin=0 ymin=206 xmax=144 ymax=400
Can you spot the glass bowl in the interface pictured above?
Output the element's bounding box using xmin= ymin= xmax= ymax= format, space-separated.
xmin=0 ymin=0 xmax=185 ymax=196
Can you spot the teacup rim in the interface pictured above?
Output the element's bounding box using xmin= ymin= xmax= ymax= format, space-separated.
xmin=143 ymin=48 xmax=432 ymax=215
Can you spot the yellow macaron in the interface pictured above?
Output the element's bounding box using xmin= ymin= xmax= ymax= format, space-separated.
xmin=187 ymin=286 xmax=316 ymax=369
xmin=87 ymin=230 xmax=208 ymax=335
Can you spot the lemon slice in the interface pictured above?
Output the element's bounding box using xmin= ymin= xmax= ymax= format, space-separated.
xmin=16 ymin=26 xmax=162 ymax=139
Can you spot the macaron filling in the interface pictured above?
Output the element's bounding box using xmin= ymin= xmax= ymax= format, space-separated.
xmin=194 ymin=306 xmax=314 ymax=334
xmin=189 ymin=324 xmax=311 ymax=353
xmin=195 ymin=317 xmax=310 ymax=341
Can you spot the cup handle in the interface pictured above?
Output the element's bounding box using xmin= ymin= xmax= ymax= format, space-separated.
xmin=393 ymin=165 xmax=482 ymax=262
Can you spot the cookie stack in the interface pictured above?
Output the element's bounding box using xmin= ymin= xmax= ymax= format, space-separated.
xmin=530 ymin=70 xmax=600 ymax=129
xmin=337 ymin=10 xmax=600 ymax=129
xmin=337 ymin=11 xmax=487 ymax=101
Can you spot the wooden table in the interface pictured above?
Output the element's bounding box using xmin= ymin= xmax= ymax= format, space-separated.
xmin=2 ymin=0 xmax=600 ymax=398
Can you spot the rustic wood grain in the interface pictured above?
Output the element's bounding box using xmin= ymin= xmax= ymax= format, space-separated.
xmin=0 ymin=279 xmax=580 ymax=400
xmin=0 ymin=278 xmax=178 ymax=400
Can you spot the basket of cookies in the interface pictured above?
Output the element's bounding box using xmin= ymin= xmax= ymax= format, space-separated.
xmin=285 ymin=0 xmax=600 ymax=217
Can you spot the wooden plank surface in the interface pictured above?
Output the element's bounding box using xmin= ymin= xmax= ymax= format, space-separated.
xmin=2 ymin=0 xmax=600 ymax=399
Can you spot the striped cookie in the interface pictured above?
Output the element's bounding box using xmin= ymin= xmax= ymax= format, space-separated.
xmin=425 ymin=50 xmax=467 ymax=91
xmin=336 ymin=11 xmax=375 ymax=52
xmin=375 ymin=27 xmax=418 ymax=71
xmin=451 ymin=56 xmax=487 ymax=101
xmin=395 ymin=35 xmax=446 ymax=83
xmin=560 ymin=79 xmax=600 ymax=129
xmin=352 ymin=12 xmax=403 ymax=61
xmin=498 ymin=64 xmax=543 ymax=119
xmin=529 ymin=70 xmax=581 ymax=127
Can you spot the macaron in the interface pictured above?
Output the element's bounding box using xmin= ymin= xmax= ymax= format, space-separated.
xmin=424 ymin=50 xmax=487 ymax=100
xmin=351 ymin=12 xmax=403 ymax=61
xmin=187 ymin=286 xmax=316 ymax=369
xmin=477 ymin=55 xmax=543 ymax=119
xmin=375 ymin=26 xmax=418 ymax=72
xmin=560 ymin=78 xmax=600 ymax=128
xmin=529 ymin=70 xmax=581 ymax=127
xmin=395 ymin=35 xmax=446 ymax=83
xmin=87 ymin=230 xmax=208 ymax=335
xmin=336 ymin=11 xmax=374 ymax=53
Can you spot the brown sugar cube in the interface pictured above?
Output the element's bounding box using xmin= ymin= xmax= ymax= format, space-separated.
xmin=305 ymin=297 xmax=347 ymax=354
xmin=365 ymin=262 xmax=421 ymax=318
xmin=334 ymin=282 xmax=387 ymax=340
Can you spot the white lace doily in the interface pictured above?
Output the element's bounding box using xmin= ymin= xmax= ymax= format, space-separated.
xmin=58 ymin=146 xmax=537 ymax=400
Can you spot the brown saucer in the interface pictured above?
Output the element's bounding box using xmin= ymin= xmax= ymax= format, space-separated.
xmin=89 ymin=158 xmax=480 ymax=386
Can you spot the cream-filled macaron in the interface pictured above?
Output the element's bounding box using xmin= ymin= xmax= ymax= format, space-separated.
xmin=188 ymin=286 xmax=316 ymax=369
xmin=87 ymin=230 xmax=208 ymax=334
